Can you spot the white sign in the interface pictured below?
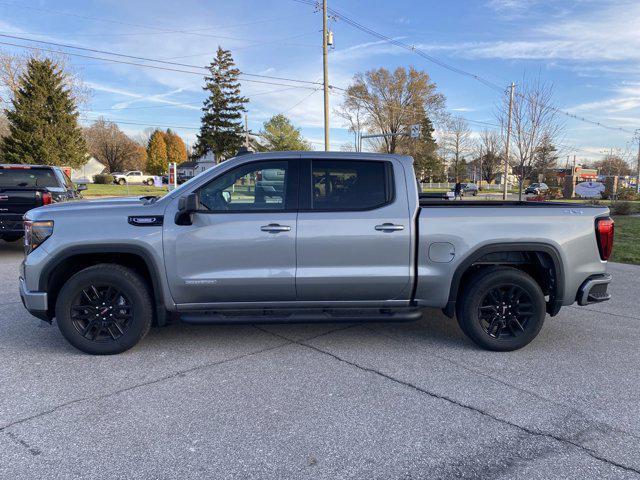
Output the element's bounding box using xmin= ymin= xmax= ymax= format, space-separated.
xmin=575 ymin=181 xmax=605 ymax=198
xmin=410 ymin=124 xmax=421 ymax=138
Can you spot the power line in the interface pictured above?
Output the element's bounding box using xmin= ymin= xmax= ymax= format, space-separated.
xmin=0 ymin=40 xmax=321 ymax=90
xmin=0 ymin=2 xmax=308 ymax=39
xmin=0 ymin=33 xmax=329 ymax=88
xmin=296 ymin=0 xmax=636 ymax=135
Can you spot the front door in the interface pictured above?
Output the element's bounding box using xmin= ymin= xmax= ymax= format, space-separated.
xmin=164 ymin=159 xmax=298 ymax=305
xmin=296 ymin=158 xmax=412 ymax=302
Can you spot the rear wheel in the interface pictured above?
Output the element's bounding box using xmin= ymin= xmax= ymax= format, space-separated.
xmin=145 ymin=178 xmax=154 ymax=186
xmin=118 ymin=178 xmax=126 ymax=185
xmin=55 ymin=264 xmax=153 ymax=355
xmin=457 ymin=267 xmax=546 ymax=351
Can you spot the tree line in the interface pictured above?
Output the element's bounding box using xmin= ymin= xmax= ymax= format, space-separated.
xmin=0 ymin=48 xmax=312 ymax=174
xmin=0 ymin=47 xmax=635 ymax=185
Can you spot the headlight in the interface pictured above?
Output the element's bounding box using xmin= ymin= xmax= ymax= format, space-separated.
xmin=24 ymin=220 xmax=54 ymax=255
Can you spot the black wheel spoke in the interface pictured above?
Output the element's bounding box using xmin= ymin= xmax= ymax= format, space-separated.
xmin=71 ymin=283 xmax=133 ymax=343
xmin=479 ymin=284 xmax=533 ymax=340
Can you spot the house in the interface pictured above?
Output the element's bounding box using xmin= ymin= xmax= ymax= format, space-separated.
xmin=70 ymin=156 xmax=106 ymax=183
xmin=177 ymin=152 xmax=217 ymax=178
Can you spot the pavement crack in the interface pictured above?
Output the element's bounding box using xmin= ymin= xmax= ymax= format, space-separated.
xmin=259 ymin=328 xmax=640 ymax=477
xmin=0 ymin=341 xmax=291 ymax=433
xmin=567 ymin=305 xmax=640 ymax=321
xmin=5 ymin=431 xmax=41 ymax=456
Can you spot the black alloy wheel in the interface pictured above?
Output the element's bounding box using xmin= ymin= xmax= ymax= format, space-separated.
xmin=70 ymin=284 xmax=133 ymax=342
xmin=477 ymin=284 xmax=534 ymax=339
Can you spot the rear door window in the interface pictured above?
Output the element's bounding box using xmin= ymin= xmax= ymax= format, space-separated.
xmin=311 ymin=160 xmax=392 ymax=211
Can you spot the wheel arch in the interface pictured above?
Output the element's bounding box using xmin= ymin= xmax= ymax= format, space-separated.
xmin=443 ymin=242 xmax=564 ymax=318
xmin=40 ymin=244 xmax=168 ymax=325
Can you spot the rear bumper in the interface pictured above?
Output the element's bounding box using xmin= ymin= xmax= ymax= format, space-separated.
xmin=19 ymin=276 xmax=50 ymax=321
xmin=0 ymin=215 xmax=24 ymax=235
xmin=577 ymin=274 xmax=612 ymax=306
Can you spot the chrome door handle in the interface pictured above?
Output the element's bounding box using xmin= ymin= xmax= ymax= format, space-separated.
xmin=261 ymin=223 xmax=291 ymax=233
xmin=375 ymin=223 xmax=404 ymax=232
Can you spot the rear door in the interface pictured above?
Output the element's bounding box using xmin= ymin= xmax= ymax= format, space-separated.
xmin=164 ymin=159 xmax=299 ymax=305
xmin=295 ymin=158 xmax=412 ymax=302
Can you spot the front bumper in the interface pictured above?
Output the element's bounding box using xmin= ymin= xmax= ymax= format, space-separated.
xmin=19 ymin=276 xmax=50 ymax=321
xmin=577 ymin=274 xmax=612 ymax=306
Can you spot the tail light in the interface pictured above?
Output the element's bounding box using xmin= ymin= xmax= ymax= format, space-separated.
xmin=595 ymin=217 xmax=614 ymax=261
xmin=42 ymin=192 xmax=52 ymax=205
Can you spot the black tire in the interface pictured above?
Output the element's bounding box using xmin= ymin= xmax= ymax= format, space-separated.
xmin=145 ymin=178 xmax=154 ymax=186
xmin=2 ymin=234 xmax=22 ymax=242
xmin=55 ymin=264 xmax=153 ymax=355
xmin=118 ymin=178 xmax=126 ymax=185
xmin=457 ymin=267 xmax=546 ymax=351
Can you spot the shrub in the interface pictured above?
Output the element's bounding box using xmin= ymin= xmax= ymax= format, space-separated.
xmin=611 ymin=201 xmax=633 ymax=216
xmin=617 ymin=187 xmax=639 ymax=201
xmin=546 ymin=187 xmax=563 ymax=200
xmin=93 ymin=173 xmax=114 ymax=184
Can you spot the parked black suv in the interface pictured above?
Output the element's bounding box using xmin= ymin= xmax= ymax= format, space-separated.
xmin=0 ymin=164 xmax=85 ymax=242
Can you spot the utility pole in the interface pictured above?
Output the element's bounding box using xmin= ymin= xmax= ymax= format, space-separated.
xmin=244 ymin=113 xmax=249 ymax=149
xmin=322 ymin=0 xmax=330 ymax=151
xmin=635 ymin=129 xmax=640 ymax=193
xmin=502 ymin=83 xmax=515 ymax=200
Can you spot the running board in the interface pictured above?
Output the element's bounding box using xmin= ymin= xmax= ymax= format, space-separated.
xmin=179 ymin=308 xmax=423 ymax=325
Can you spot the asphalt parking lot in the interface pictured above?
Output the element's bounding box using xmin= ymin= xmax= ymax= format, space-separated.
xmin=1 ymin=242 xmax=639 ymax=479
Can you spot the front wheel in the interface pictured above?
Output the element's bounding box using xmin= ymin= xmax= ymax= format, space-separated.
xmin=55 ymin=264 xmax=153 ymax=355
xmin=118 ymin=178 xmax=126 ymax=185
xmin=457 ymin=267 xmax=546 ymax=351
xmin=145 ymin=178 xmax=154 ymax=186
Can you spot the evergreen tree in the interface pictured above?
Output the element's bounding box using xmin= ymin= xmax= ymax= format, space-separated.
xmin=146 ymin=130 xmax=167 ymax=175
xmin=165 ymin=129 xmax=187 ymax=165
xmin=193 ymin=47 xmax=248 ymax=160
xmin=1 ymin=58 xmax=86 ymax=167
xmin=260 ymin=114 xmax=311 ymax=151
xmin=412 ymin=117 xmax=444 ymax=181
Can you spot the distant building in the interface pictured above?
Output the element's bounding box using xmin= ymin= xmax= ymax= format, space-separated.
xmin=70 ymin=156 xmax=106 ymax=182
xmin=177 ymin=152 xmax=217 ymax=178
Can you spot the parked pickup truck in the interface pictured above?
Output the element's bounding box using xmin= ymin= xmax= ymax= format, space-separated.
xmin=19 ymin=152 xmax=613 ymax=355
xmin=0 ymin=164 xmax=85 ymax=242
xmin=112 ymin=171 xmax=156 ymax=186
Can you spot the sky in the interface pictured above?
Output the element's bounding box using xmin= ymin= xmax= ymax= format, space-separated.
xmin=1 ymin=0 xmax=639 ymax=163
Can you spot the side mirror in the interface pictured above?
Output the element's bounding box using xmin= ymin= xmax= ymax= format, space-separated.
xmin=176 ymin=192 xmax=198 ymax=225
xmin=76 ymin=184 xmax=87 ymax=192
xmin=222 ymin=191 xmax=231 ymax=203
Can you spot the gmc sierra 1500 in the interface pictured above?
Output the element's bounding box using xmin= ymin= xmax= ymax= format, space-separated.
xmin=19 ymin=151 xmax=613 ymax=354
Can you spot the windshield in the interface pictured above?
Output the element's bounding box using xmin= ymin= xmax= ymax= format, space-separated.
xmin=0 ymin=168 xmax=60 ymax=188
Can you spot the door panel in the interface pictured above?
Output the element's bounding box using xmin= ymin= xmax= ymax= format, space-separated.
xmin=296 ymin=159 xmax=412 ymax=301
xmin=165 ymin=212 xmax=297 ymax=304
xmin=163 ymin=159 xmax=298 ymax=305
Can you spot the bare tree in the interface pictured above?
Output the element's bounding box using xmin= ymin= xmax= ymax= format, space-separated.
xmin=338 ymin=67 xmax=447 ymax=154
xmin=497 ymin=77 xmax=564 ymax=200
xmin=84 ymin=119 xmax=143 ymax=173
xmin=477 ymin=129 xmax=503 ymax=184
xmin=442 ymin=116 xmax=471 ymax=181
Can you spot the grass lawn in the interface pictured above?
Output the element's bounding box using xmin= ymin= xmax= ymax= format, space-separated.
xmin=82 ymin=183 xmax=168 ymax=197
xmin=610 ymin=216 xmax=640 ymax=265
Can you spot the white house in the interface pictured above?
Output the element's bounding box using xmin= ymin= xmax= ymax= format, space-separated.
xmin=70 ymin=156 xmax=106 ymax=183
xmin=177 ymin=152 xmax=217 ymax=178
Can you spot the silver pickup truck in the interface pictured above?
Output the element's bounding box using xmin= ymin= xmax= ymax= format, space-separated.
xmin=19 ymin=152 xmax=614 ymax=355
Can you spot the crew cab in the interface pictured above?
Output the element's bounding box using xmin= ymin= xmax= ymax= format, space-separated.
xmin=19 ymin=152 xmax=613 ymax=354
xmin=0 ymin=164 xmax=85 ymax=242
xmin=113 ymin=171 xmax=155 ymax=186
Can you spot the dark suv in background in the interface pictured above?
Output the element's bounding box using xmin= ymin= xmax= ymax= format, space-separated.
xmin=0 ymin=164 xmax=85 ymax=242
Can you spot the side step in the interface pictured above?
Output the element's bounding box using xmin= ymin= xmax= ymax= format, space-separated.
xmin=179 ymin=308 xmax=423 ymax=325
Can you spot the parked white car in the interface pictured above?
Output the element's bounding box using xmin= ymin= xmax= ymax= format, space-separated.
xmin=112 ymin=171 xmax=155 ymax=186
